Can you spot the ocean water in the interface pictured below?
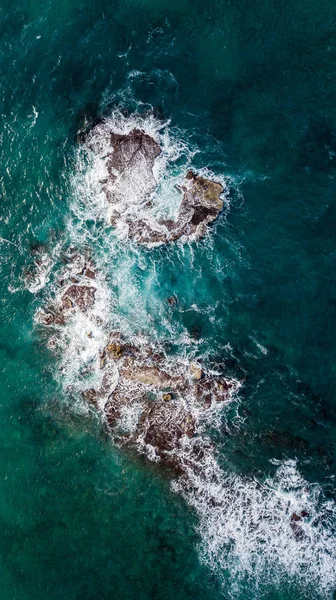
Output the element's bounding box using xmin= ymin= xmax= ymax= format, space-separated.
xmin=1 ymin=0 xmax=336 ymax=598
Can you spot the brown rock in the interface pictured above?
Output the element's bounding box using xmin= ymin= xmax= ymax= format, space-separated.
xmin=85 ymin=122 xmax=225 ymax=246
xmin=82 ymin=388 xmax=98 ymax=406
xmin=39 ymin=311 xmax=54 ymax=326
xmin=82 ymin=267 xmax=96 ymax=279
xmin=53 ymin=311 xmax=66 ymax=326
xmin=61 ymin=285 xmax=96 ymax=312
xmin=141 ymin=401 xmax=196 ymax=453
xmin=290 ymin=513 xmax=305 ymax=541
xmin=106 ymin=343 xmax=124 ymax=360
xmin=120 ymin=364 xmax=176 ymax=389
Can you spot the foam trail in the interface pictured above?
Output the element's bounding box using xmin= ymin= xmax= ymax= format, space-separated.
xmin=174 ymin=455 xmax=336 ymax=598
xmin=0 ymin=236 xmax=20 ymax=248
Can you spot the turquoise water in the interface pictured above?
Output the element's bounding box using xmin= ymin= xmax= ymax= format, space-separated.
xmin=1 ymin=0 xmax=336 ymax=598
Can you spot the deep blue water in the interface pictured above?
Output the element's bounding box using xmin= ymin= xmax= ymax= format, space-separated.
xmin=0 ymin=0 xmax=336 ymax=598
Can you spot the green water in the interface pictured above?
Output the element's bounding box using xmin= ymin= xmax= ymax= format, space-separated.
xmin=1 ymin=0 xmax=336 ymax=598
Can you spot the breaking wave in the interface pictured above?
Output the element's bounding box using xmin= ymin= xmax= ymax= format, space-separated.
xmin=175 ymin=455 xmax=336 ymax=598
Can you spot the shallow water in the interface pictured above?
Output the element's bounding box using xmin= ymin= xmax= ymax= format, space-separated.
xmin=1 ymin=0 xmax=336 ymax=598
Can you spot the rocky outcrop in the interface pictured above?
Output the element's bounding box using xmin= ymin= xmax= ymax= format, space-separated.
xmin=85 ymin=123 xmax=226 ymax=245
xmin=290 ymin=511 xmax=309 ymax=541
xmin=37 ymin=261 xmax=239 ymax=469
xmin=107 ymin=130 xmax=161 ymax=178
xmin=34 ymin=249 xmax=98 ymax=326
xmin=131 ymin=171 xmax=224 ymax=245
xmin=140 ymin=401 xmax=196 ymax=453
xmin=61 ymin=284 xmax=96 ymax=312
xmin=93 ymin=332 xmax=239 ymax=467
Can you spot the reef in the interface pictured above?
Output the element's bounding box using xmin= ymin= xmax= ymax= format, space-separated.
xmin=84 ymin=124 xmax=225 ymax=245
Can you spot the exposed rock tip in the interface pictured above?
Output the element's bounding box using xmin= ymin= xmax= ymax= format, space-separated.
xmin=190 ymin=362 xmax=203 ymax=380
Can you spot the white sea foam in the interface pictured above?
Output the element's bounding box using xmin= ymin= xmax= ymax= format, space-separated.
xmin=174 ymin=455 xmax=336 ymax=598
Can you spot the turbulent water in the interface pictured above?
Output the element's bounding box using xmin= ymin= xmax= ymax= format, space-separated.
xmin=1 ymin=1 xmax=336 ymax=599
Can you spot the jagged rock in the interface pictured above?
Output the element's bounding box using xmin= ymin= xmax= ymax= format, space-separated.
xmin=140 ymin=400 xmax=196 ymax=454
xmin=107 ymin=129 xmax=161 ymax=178
xmin=38 ymin=311 xmax=54 ymax=326
xmin=84 ymin=123 xmax=225 ymax=245
xmin=105 ymin=343 xmax=124 ymax=359
xmin=176 ymin=170 xmax=224 ymax=233
xmin=53 ymin=311 xmax=66 ymax=326
xmin=290 ymin=512 xmax=308 ymax=541
xmin=36 ymin=307 xmax=66 ymax=327
xmin=212 ymin=378 xmax=236 ymax=402
xmin=131 ymin=171 xmax=224 ymax=245
xmin=88 ymin=126 xmax=162 ymax=208
xmin=82 ymin=388 xmax=98 ymax=406
xmin=81 ymin=267 xmax=96 ymax=279
xmin=36 ymin=245 xmax=240 ymax=472
xmin=61 ymin=285 xmax=96 ymax=312
xmin=194 ymin=376 xmax=236 ymax=409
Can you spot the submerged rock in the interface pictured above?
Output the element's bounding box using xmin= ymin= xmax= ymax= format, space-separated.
xmin=290 ymin=511 xmax=309 ymax=541
xmin=140 ymin=400 xmax=196 ymax=454
xmin=167 ymin=295 xmax=177 ymax=306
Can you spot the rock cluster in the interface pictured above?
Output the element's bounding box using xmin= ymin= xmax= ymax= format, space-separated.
xmin=80 ymin=331 xmax=237 ymax=469
xmin=36 ymin=248 xmax=97 ymax=326
xmin=129 ymin=170 xmax=225 ymax=245
xmin=35 ymin=252 xmax=238 ymax=471
xmin=86 ymin=125 xmax=225 ymax=245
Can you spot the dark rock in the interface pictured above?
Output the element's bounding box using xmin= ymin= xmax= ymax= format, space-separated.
xmin=260 ymin=430 xmax=308 ymax=452
xmin=107 ymin=129 xmax=161 ymax=176
xmin=39 ymin=311 xmax=54 ymax=326
xmin=61 ymin=285 xmax=96 ymax=312
xmin=167 ymin=295 xmax=177 ymax=306
xmin=82 ymin=267 xmax=96 ymax=279
xmin=290 ymin=513 xmax=305 ymax=541
xmin=84 ymin=122 xmax=225 ymax=246
xmin=53 ymin=311 xmax=66 ymax=326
